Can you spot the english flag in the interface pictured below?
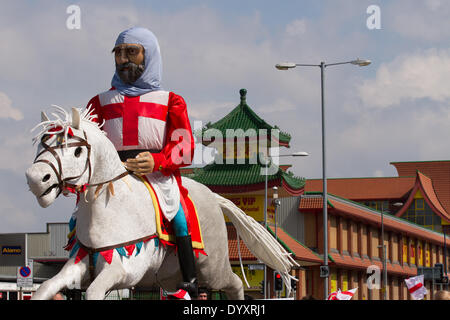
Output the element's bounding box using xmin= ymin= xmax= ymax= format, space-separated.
xmin=404 ymin=275 xmax=428 ymax=300
xmin=327 ymin=288 xmax=358 ymax=300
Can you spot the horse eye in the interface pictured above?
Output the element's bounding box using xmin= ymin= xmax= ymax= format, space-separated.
xmin=74 ymin=147 xmax=82 ymax=158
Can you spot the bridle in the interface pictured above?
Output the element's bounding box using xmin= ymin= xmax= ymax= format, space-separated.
xmin=33 ymin=129 xmax=128 ymax=199
xmin=34 ymin=127 xmax=136 ymax=283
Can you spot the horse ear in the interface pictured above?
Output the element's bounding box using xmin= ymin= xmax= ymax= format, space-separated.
xmin=41 ymin=111 xmax=49 ymax=122
xmin=72 ymin=107 xmax=81 ymax=129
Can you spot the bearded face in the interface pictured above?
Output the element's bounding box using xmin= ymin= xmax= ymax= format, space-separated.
xmin=113 ymin=44 xmax=145 ymax=84
xmin=116 ymin=61 xmax=145 ymax=84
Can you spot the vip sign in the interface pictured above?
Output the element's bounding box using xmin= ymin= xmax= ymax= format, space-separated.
xmin=226 ymin=195 xmax=275 ymax=223
xmin=231 ymin=266 xmax=263 ymax=288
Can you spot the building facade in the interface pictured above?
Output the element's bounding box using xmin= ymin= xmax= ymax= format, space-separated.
xmin=300 ymin=161 xmax=450 ymax=299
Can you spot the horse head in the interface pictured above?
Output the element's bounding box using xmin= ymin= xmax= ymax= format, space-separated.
xmin=26 ymin=106 xmax=119 ymax=208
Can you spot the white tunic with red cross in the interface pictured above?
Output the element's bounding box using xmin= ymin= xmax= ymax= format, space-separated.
xmin=96 ymin=89 xmax=169 ymax=151
xmin=87 ymin=88 xmax=195 ymax=221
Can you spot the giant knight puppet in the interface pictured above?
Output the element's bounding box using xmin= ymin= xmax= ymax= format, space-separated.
xmin=86 ymin=27 xmax=197 ymax=295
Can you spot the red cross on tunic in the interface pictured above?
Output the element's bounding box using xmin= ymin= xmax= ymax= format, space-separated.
xmin=101 ymin=96 xmax=168 ymax=146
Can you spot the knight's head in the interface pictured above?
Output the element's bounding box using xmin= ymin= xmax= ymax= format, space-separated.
xmin=112 ymin=43 xmax=145 ymax=84
xmin=111 ymin=27 xmax=162 ymax=96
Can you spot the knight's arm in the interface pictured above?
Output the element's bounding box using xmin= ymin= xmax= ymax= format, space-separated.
xmin=151 ymin=92 xmax=194 ymax=175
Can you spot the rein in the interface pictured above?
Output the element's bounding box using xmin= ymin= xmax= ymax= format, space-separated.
xmin=33 ymin=130 xmax=129 ymax=200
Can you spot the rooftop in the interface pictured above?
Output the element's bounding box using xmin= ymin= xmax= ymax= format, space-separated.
xmin=305 ymin=176 xmax=415 ymax=200
xmin=299 ymin=193 xmax=450 ymax=245
xmin=391 ymin=160 xmax=450 ymax=218
xmin=195 ymin=89 xmax=291 ymax=147
xmin=188 ymin=162 xmax=305 ymax=195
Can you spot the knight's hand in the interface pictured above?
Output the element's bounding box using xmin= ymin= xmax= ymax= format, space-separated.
xmin=125 ymin=151 xmax=155 ymax=175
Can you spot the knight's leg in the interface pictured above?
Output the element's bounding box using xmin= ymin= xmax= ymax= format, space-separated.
xmin=172 ymin=204 xmax=189 ymax=237
xmin=172 ymin=205 xmax=198 ymax=297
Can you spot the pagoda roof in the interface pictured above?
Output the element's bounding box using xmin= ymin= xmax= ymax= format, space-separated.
xmin=196 ymin=89 xmax=291 ymax=147
xmin=391 ymin=160 xmax=450 ymax=219
xmin=188 ymin=162 xmax=305 ymax=195
xmin=394 ymin=171 xmax=450 ymax=223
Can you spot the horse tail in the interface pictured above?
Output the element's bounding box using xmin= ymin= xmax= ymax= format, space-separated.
xmin=214 ymin=193 xmax=299 ymax=296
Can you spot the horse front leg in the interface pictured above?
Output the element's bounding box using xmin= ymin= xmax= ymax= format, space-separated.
xmin=32 ymin=258 xmax=88 ymax=300
xmin=85 ymin=260 xmax=127 ymax=300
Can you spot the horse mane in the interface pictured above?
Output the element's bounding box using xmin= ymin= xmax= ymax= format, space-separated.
xmin=31 ymin=105 xmax=105 ymax=145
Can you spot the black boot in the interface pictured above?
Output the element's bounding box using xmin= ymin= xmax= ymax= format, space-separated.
xmin=176 ymin=235 xmax=198 ymax=298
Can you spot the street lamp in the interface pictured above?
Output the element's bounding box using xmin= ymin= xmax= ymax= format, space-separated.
xmin=289 ymin=151 xmax=310 ymax=157
xmin=262 ymin=150 xmax=308 ymax=299
xmin=276 ymin=58 xmax=371 ymax=299
xmin=275 ymin=59 xmax=371 ymax=70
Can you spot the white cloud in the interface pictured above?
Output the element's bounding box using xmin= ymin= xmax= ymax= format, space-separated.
xmin=358 ymin=48 xmax=450 ymax=109
xmin=388 ymin=0 xmax=450 ymax=42
xmin=188 ymin=100 xmax=235 ymax=122
xmin=258 ymin=98 xmax=296 ymax=114
xmin=0 ymin=92 xmax=24 ymax=120
xmin=0 ymin=194 xmax=38 ymax=233
xmin=0 ymin=132 xmax=34 ymax=174
xmin=426 ymin=0 xmax=443 ymax=11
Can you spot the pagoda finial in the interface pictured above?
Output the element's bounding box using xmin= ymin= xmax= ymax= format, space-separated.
xmin=239 ymin=88 xmax=247 ymax=105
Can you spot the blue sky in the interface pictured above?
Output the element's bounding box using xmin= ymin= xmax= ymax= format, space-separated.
xmin=1 ymin=0 xmax=450 ymax=232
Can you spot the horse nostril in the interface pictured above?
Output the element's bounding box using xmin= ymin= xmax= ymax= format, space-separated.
xmin=42 ymin=174 xmax=51 ymax=182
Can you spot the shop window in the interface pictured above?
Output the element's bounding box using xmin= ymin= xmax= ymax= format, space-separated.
xmin=342 ymin=272 xmax=348 ymax=291
xmin=330 ymin=270 xmax=337 ymax=293
xmin=402 ymin=199 xmax=442 ymax=232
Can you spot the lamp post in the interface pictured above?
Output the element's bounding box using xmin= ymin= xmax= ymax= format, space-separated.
xmin=273 ymin=185 xmax=281 ymax=298
xmin=263 ymin=151 xmax=308 ymax=299
xmin=276 ymin=58 xmax=371 ymax=299
xmin=273 ymin=186 xmax=280 ymax=241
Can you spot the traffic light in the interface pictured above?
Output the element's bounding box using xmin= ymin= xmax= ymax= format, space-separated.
xmin=435 ymin=263 xmax=444 ymax=277
xmin=291 ymin=278 xmax=297 ymax=292
xmin=434 ymin=263 xmax=447 ymax=284
xmin=260 ymin=280 xmax=265 ymax=295
xmin=274 ymin=272 xmax=283 ymax=291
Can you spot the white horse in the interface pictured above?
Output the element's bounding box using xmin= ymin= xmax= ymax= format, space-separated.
xmin=26 ymin=106 xmax=297 ymax=300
